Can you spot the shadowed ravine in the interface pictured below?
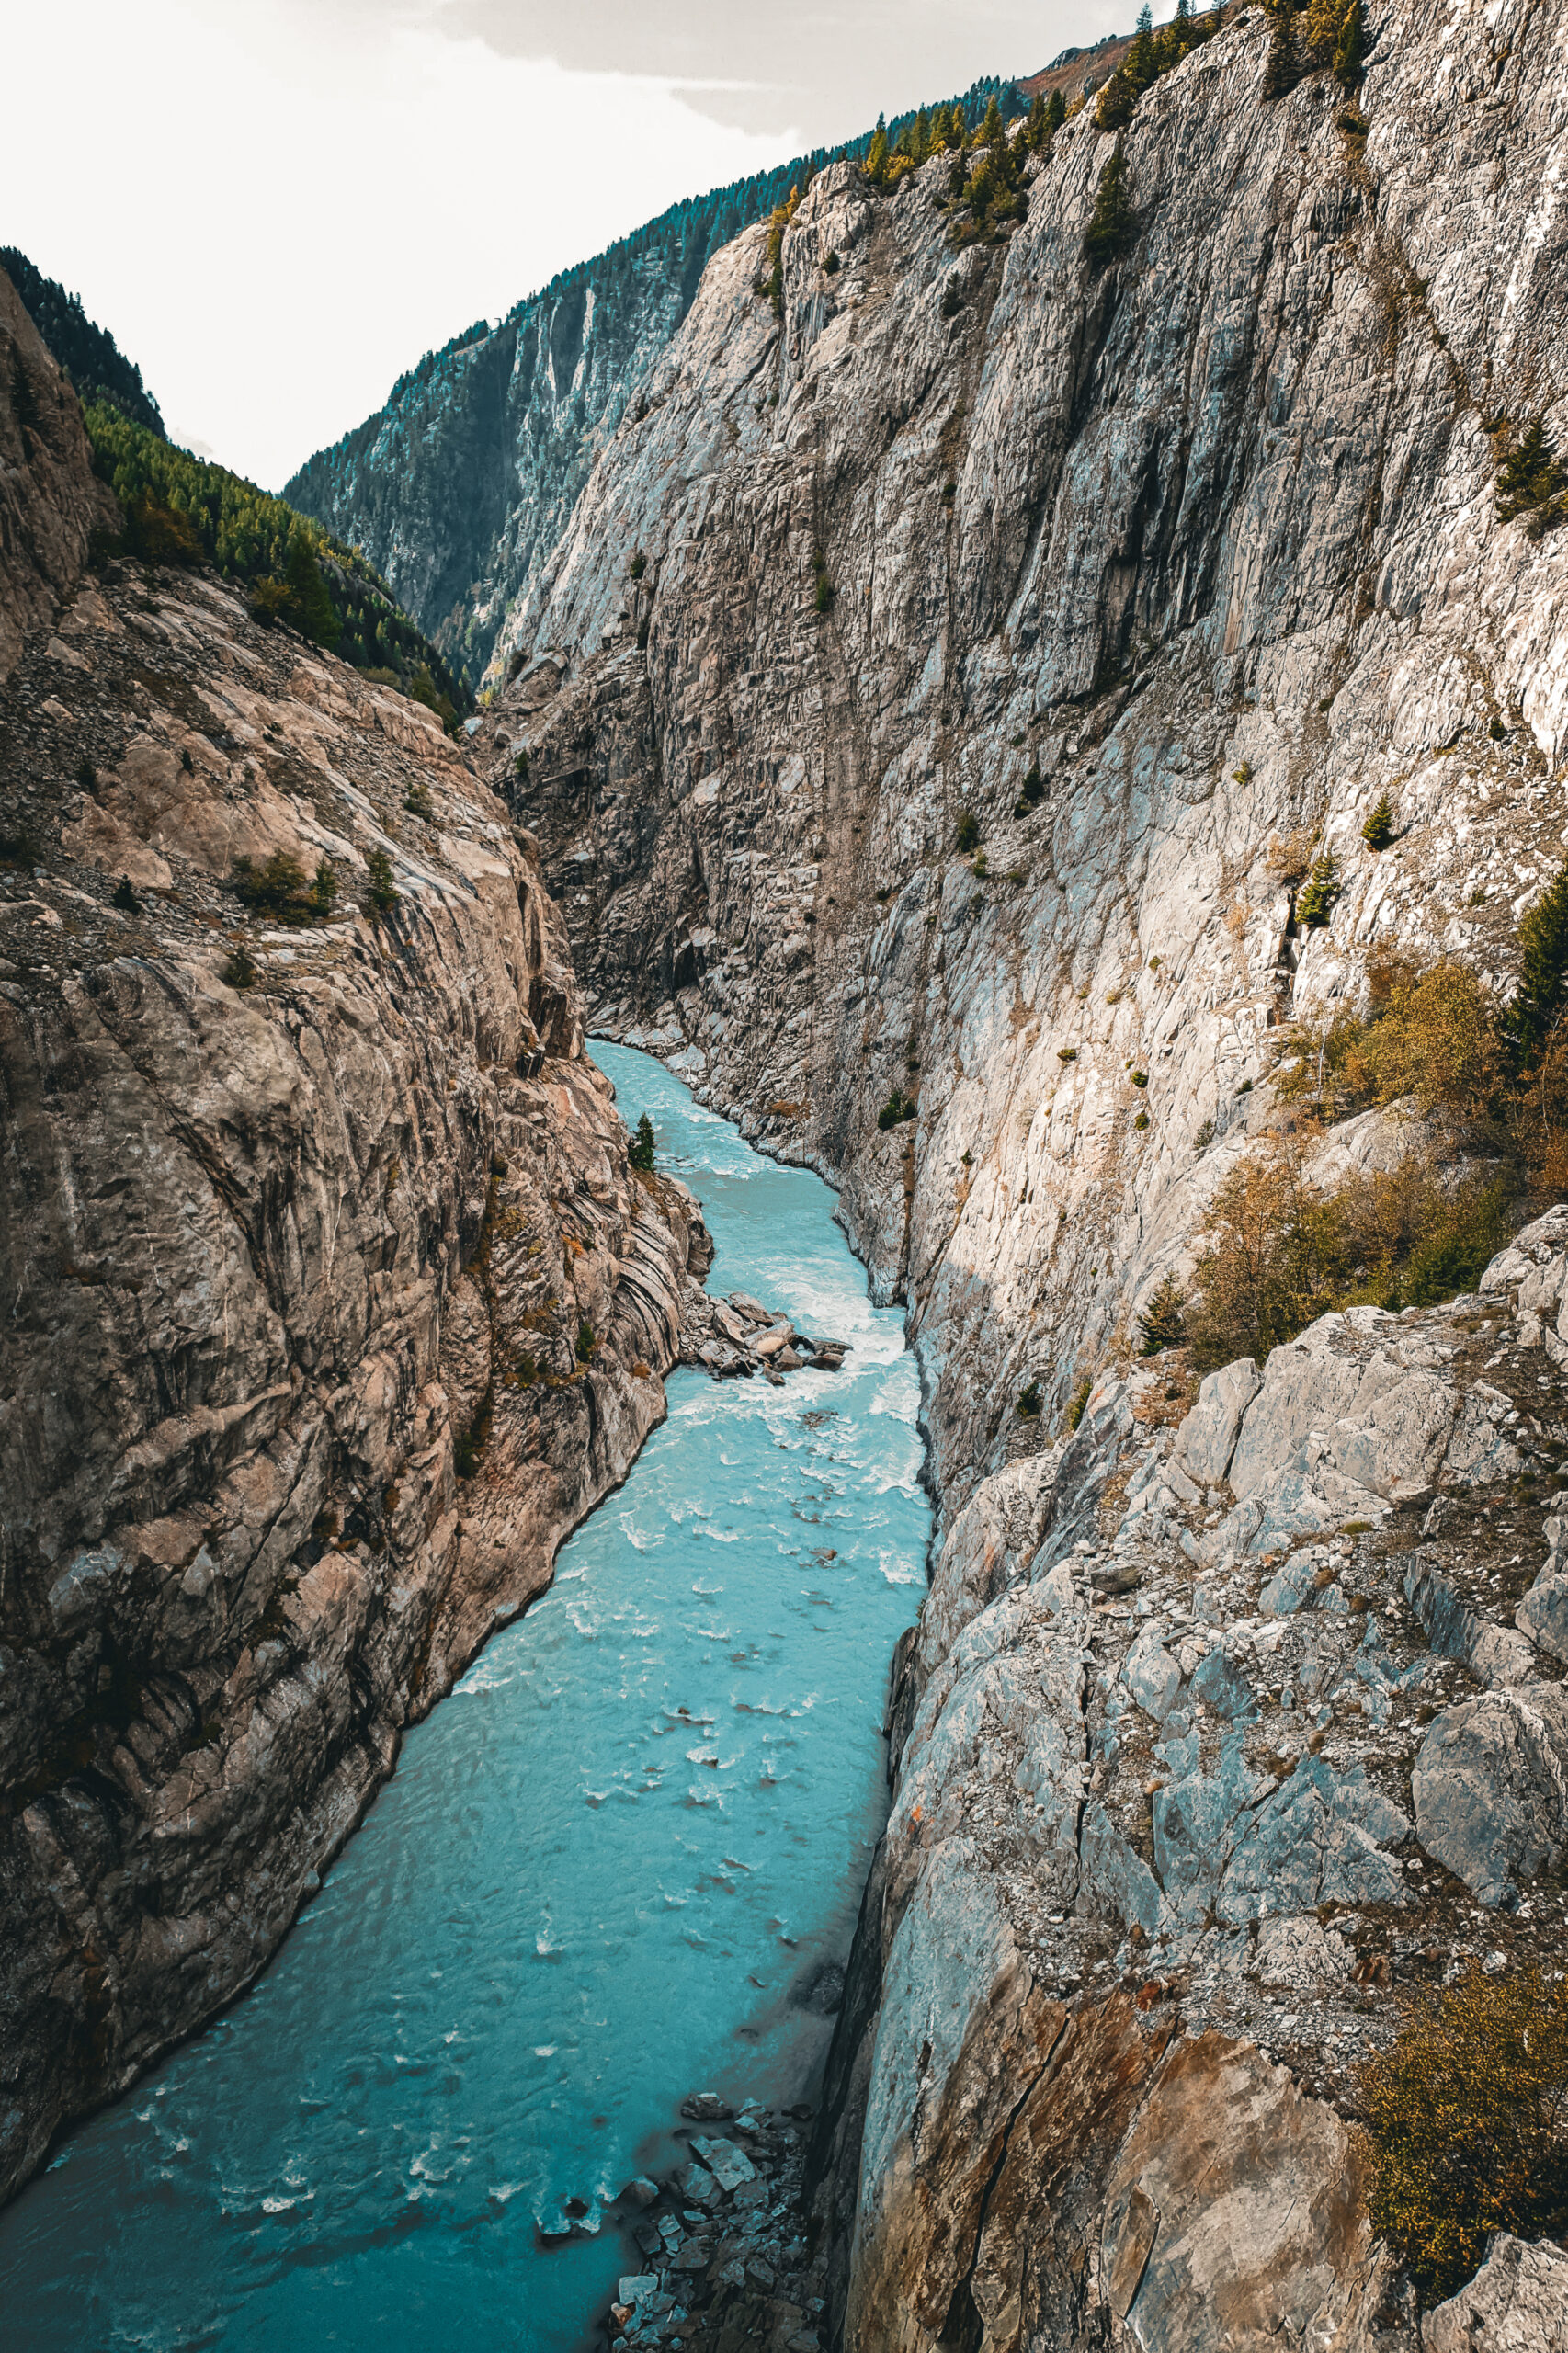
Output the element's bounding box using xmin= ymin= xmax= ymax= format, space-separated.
xmin=0 ymin=1046 xmax=930 ymax=2353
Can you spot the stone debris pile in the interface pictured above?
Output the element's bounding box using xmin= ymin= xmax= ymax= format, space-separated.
xmin=602 ymin=2092 xmax=821 ymax=2353
xmin=678 ymin=1287 xmax=850 ymax=1383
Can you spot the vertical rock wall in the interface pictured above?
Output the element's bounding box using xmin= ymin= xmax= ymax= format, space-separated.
xmin=477 ymin=3 xmax=1568 ymax=2341
xmin=0 ymin=283 xmax=711 ymax=2205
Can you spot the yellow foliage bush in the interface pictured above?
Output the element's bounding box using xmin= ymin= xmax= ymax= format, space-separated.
xmin=1359 ymin=1964 xmax=1568 ymax=2303
xmin=1187 ymin=1136 xmax=1509 ymax=1371
xmin=1280 ymin=955 xmax=1501 ymax=1121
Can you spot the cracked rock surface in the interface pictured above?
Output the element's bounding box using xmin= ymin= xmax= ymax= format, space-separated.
xmin=0 ymin=286 xmax=718 ymax=2207
xmin=472 ymin=0 xmax=1568 ymax=2342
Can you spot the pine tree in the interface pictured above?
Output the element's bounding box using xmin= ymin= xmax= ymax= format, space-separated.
xmin=1332 ymin=0 xmax=1365 ymax=83
xmin=628 ymin=1113 xmax=656 ymax=1172
xmin=1084 ymin=136 xmax=1138 ymax=267
xmin=1361 ymin=793 xmax=1394 ymax=851
xmin=910 ymin=108 xmax=931 ymax=162
xmin=1027 ymin=93 xmax=1048 ymax=148
xmin=1138 ymin=1274 xmax=1187 ymax=1355
xmin=1095 ymin=68 xmax=1137 ymax=129
xmin=865 ymin=119 xmax=890 ymax=186
xmin=1128 ymin=1 xmax=1156 ymax=87
xmin=1264 ymin=0 xmax=1303 ymax=97
xmin=1496 ymin=419 xmax=1568 ymax=521
xmin=978 ymin=96 xmax=1005 ymax=149
xmin=1509 ymin=861 xmax=1568 ymax=1062
xmin=284 ymin=532 xmax=339 ymax=648
xmin=1045 ymin=90 xmax=1066 ymax=136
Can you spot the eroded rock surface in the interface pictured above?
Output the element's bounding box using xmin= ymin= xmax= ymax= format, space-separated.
xmin=0 ymin=337 xmax=719 ymax=2203
xmin=462 ymin=0 xmax=1568 ymax=2341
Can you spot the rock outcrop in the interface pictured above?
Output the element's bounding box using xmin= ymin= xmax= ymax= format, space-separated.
xmin=1423 ymin=2234 xmax=1568 ymax=2351
xmin=468 ymin=0 xmax=1568 ymax=2342
xmin=0 ymin=271 xmax=118 ymax=683
xmin=0 ymin=298 xmax=714 ymax=2206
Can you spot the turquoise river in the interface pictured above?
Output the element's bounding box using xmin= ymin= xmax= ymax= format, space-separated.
xmin=0 ymin=1044 xmax=931 ymax=2352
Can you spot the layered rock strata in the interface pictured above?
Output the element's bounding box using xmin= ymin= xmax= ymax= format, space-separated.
xmin=478 ymin=0 xmax=1568 ymax=2343
xmin=0 ymin=290 xmax=712 ymax=2205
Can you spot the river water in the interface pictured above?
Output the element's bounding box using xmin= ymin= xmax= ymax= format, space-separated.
xmin=0 ymin=1045 xmax=929 ymax=2353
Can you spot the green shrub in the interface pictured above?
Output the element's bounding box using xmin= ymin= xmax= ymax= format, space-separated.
xmin=628 ymin=551 xmax=646 ymax=580
xmin=955 ymin=809 xmax=981 ymax=853
xmin=1508 ymin=858 xmax=1568 ymax=1060
xmin=628 ymin=1113 xmax=656 ymax=1172
xmin=1263 ymin=0 xmax=1303 ymax=97
xmin=222 ymin=946 xmax=257 ymax=991
xmin=1194 ymin=1116 xmax=1216 ymax=1151
xmin=1328 ymin=0 xmax=1364 ymax=82
xmin=364 ymin=847 xmax=400 ymax=913
xmin=1130 ymin=1069 xmax=1148 ymax=1088
xmin=878 ymin=1087 xmax=917 ymax=1131
xmin=1133 ymin=1110 xmax=1151 ymax=1131
xmin=1187 ymin=1138 xmax=1511 ymax=1370
xmin=1361 ymin=794 xmax=1394 ymax=850
xmin=1138 ymin=1274 xmax=1187 ymax=1355
xmin=74 ymin=755 xmax=97 ymax=790
xmin=1359 ymin=1963 xmax=1568 ymax=2303
xmin=576 ymin=1319 xmax=596 ymax=1361
xmin=1084 ymin=138 xmax=1138 ymax=269
xmin=404 ymin=783 xmax=435 ymax=820
xmin=1296 ymin=852 xmax=1341 ymax=928
xmin=1494 ymin=416 xmax=1568 ymax=539
xmin=1066 ymin=1374 xmax=1093 ymax=1432
xmin=111 ymin=874 xmax=140 ymax=913
xmin=1015 ymin=1380 xmax=1041 ymax=1420
xmin=232 ymin=850 xmax=337 ymax=926
xmin=1014 ymin=757 xmax=1045 ymax=816
xmin=814 ymin=573 xmax=835 ymax=614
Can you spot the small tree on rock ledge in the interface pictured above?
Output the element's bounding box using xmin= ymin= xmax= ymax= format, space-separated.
xmin=628 ymin=1113 xmax=656 ymax=1172
xmin=1084 ymin=138 xmax=1138 ymax=270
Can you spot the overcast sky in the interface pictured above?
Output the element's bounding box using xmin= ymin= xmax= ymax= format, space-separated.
xmin=3 ymin=0 xmax=1131 ymax=493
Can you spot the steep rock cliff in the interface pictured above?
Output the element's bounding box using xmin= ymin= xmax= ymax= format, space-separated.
xmin=0 ymin=291 xmax=711 ymax=2206
xmin=282 ymin=79 xmax=1058 ymax=687
xmin=476 ymin=0 xmax=1568 ymax=2342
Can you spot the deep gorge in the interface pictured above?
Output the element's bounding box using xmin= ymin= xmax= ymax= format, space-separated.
xmin=4 ymin=0 xmax=1568 ymax=2344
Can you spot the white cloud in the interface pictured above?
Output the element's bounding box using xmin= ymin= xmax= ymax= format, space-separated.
xmin=1 ymin=0 xmax=794 ymax=489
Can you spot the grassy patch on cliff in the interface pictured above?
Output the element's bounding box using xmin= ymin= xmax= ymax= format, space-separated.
xmin=1359 ymin=1963 xmax=1568 ymax=2303
xmin=1184 ymin=859 xmax=1568 ymax=1367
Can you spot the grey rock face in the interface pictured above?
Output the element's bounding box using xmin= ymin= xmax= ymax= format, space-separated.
xmin=1172 ymin=1358 xmax=1260 ymax=1488
xmin=494 ymin=0 xmax=1568 ymax=2330
xmin=1423 ymin=2234 xmax=1568 ymax=2352
xmin=0 ymin=268 xmax=119 ymax=681
xmin=1412 ymin=1687 xmax=1568 ymax=1907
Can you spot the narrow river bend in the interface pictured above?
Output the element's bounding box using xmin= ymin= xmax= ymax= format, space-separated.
xmin=0 ymin=1045 xmax=930 ymax=2353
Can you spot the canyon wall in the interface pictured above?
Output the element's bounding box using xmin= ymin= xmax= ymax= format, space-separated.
xmin=0 ymin=277 xmax=711 ymax=2204
xmin=479 ymin=1 xmax=1568 ymax=2342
